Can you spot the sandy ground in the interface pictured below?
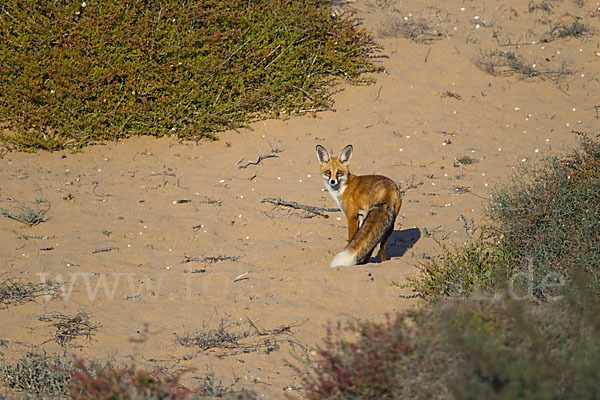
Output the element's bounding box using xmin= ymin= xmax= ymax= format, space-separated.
xmin=1 ymin=0 xmax=599 ymax=397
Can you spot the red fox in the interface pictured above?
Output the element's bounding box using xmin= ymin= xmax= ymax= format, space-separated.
xmin=316 ymin=145 xmax=402 ymax=268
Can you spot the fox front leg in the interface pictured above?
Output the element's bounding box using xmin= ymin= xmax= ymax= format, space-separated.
xmin=346 ymin=212 xmax=359 ymax=241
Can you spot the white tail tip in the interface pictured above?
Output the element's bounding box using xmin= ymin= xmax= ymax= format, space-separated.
xmin=330 ymin=249 xmax=357 ymax=268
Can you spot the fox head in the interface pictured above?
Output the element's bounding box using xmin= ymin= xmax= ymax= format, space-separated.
xmin=316 ymin=144 xmax=353 ymax=190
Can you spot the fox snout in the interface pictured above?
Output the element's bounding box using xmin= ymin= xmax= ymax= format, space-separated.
xmin=328 ymin=177 xmax=339 ymax=187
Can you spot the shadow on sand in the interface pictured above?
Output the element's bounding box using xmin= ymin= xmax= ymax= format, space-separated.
xmin=370 ymin=227 xmax=421 ymax=263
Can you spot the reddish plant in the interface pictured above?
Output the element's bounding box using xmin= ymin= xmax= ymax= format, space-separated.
xmin=66 ymin=358 xmax=197 ymax=399
xmin=300 ymin=314 xmax=412 ymax=400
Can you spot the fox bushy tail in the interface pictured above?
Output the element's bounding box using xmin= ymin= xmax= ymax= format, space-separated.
xmin=330 ymin=204 xmax=395 ymax=268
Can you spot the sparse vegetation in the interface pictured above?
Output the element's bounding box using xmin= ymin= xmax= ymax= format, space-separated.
xmin=488 ymin=132 xmax=600 ymax=297
xmin=0 ymin=0 xmax=381 ymax=151
xmin=541 ymin=19 xmax=595 ymax=42
xmin=0 ymin=350 xmax=72 ymax=396
xmin=176 ymin=318 xmax=303 ymax=358
xmin=176 ymin=319 xmax=249 ymax=352
xmin=302 ymin=276 xmax=600 ymax=399
xmin=440 ymin=90 xmax=463 ymax=101
xmin=0 ymin=199 xmax=50 ymax=226
xmin=0 ymin=279 xmax=58 ymax=309
xmin=302 ymin=264 xmax=600 ymax=399
xmin=66 ymin=358 xmax=197 ymax=400
xmin=407 ymin=234 xmax=504 ymax=299
xmin=378 ymin=17 xmax=444 ymax=43
xmin=298 ymin=316 xmax=414 ymax=399
xmin=455 ymin=155 xmax=477 ymax=165
xmin=473 ymin=50 xmax=573 ymax=82
xmin=413 ymin=133 xmax=600 ymax=300
xmin=528 ymin=0 xmax=555 ymax=14
xmin=38 ymin=311 xmax=100 ymax=347
xmin=0 ymin=351 xmax=257 ymax=399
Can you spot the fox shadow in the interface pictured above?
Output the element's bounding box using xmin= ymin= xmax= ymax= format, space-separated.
xmin=370 ymin=227 xmax=421 ymax=263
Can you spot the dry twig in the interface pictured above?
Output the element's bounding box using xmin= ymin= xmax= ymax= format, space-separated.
xmin=238 ymin=153 xmax=278 ymax=169
xmin=261 ymin=198 xmax=339 ymax=218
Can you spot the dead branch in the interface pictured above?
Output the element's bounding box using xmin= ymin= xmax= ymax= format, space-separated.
xmin=261 ymin=198 xmax=340 ymax=218
xmin=238 ymin=153 xmax=278 ymax=169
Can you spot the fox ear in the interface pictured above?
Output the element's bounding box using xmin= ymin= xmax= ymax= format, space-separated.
xmin=339 ymin=145 xmax=353 ymax=164
xmin=316 ymin=145 xmax=330 ymax=164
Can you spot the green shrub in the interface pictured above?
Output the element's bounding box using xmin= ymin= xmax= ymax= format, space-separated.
xmin=411 ymin=133 xmax=600 ymax=300
xmin=0 ymin=0 xmax=380 ymax=151
xmin=489 ymin=133 xmax=600 ymax=297
xmin=408 ymin=233 xmax=509 ymax=299
xmin=441 ymin=273 xmax=600 ymax=399
xmin=455 ymin=155 xmax=477 ymax=165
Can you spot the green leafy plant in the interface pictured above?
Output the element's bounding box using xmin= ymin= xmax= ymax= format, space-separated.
xmin=0 ymin=199 xmax=50 ymax=226
xmin=455 ymin=155 xmax=477 ymax=165
xmin=409 ymin=133 xmax=600 ymax=300
xmin=0 ymin=0 xmax=381 ymax=150
xmin=408 ymin=233 xmax=507 ymax=299
xmin=489 ymin=132 xmax=600 ymax=297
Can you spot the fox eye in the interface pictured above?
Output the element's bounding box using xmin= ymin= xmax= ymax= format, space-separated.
xmin=325 ymin=170 xmax=331 ymax=176
xmin=336 ymin=171 xmax=343 ymax=177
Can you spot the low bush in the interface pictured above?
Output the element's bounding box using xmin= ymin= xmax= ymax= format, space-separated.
xmin=298 ymin=316 xmax=413 ymax=400
xmin=301 ymin=276 xmax=600 ymax=399
xmin=411 ymin=133 xmax=600 ymax=300
xmin=0 ymin=351 xmax=71 ymax=396
xmin=407 ymin=234 xmax=507 ymax=299
xmin=0 ymin=351 xmax=256 ymax=399
xmin=67 ymin=358 xmax=195 ymax=400
xmin=299 ymin=313 xmax=453 ymax=400
xmin=0 ymin=0 xmax=380 ymax=151
xmin=489 ymin=132 xmax=600 ymax=298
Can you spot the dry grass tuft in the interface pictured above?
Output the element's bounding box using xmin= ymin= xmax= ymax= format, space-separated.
xmin=38 ymin=311 xmax=100 ymax=347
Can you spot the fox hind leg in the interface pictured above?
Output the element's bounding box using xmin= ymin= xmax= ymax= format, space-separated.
xmin=379 ymin=223 xmax=394 ymax=262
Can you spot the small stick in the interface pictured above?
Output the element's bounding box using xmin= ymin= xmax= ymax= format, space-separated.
xmin=232 ymin=272 xmax=249 ymax=282
xmin=261 ymin=198 xmax=339 ymax=218
xmin=374 ymin=86 xmax=383 ymax=101
xmin=92 ymin=182 xmax=111 ymax=197
xmin=424 ymin=46 xmax=432 ymax=63
xmin=238 ymin=153 xmax=278 ymax=169
xmin=148 ymin=172 xmax=176 ymax=177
